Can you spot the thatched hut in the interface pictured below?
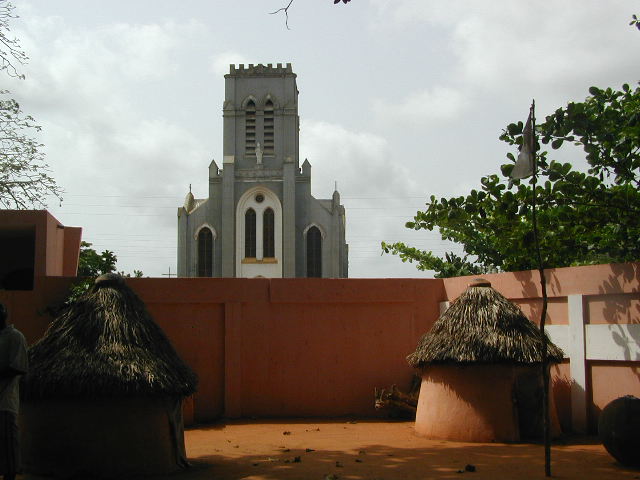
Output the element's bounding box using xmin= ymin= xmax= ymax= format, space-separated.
xmin=409 ymin=279 xmax=564 ymax=442
xmin=21 ymin=273 xmax=198 ymax=478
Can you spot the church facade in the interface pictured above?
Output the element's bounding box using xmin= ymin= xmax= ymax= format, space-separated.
xmin=177 ymin=63 xmax=348 ymax=278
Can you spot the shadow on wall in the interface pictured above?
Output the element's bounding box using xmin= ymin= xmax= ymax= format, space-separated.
xmin=598 ymin=263 xmax=640 ymax=324
xmin=552 ymin=365 xmax=572 ymax=434
xmin=512 ymin=270 xmax=563 ymax=327
xmin=599 ymin=264 xmax=640 ymax=372
xmin=513 ymin=269 xmax=563 ymax=301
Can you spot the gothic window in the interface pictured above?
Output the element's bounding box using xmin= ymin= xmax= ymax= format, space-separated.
xmin=263 ymin=208 xmax=275 ymax=257
xmin=306 ymin=226 xmax=322 ymax=278
xmin=245 ymin=100 xmax=256 ymax=156
xmin=245 ymin=208 xmax=256 ymax=258
xmin=197 ymin=228 xmax=213 ymax=277
xmin=264 ymin=99 xmax=274 ymax=155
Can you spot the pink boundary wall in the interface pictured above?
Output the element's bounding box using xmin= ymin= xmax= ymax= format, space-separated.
xmin=1 ymin=212 xmax=638 ymax=432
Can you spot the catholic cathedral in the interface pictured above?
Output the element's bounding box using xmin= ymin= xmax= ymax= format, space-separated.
xmin=177 ymin=63 xmax=348 ymax=278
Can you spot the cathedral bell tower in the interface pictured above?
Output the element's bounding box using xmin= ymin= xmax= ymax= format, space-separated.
xmin=219 ymin=63 xmax=298 ymax=278
xmin=177 ymin=64 xmax=348 ymax=279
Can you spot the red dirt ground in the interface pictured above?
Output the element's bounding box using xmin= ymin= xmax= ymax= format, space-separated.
xmin=180 ymin=419 xmax=637 ymax=480
xmin=22 ymin=419 xmax=640 ymax=480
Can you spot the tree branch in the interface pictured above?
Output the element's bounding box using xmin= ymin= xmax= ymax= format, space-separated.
xmin=270 ymin=0 xmax=295 ymax=30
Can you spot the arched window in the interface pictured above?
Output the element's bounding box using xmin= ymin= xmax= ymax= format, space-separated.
xmin=306 ymin=226 xmax=322 ymax=278
xmin=197 ymin=228 xmax=213 ymax=277
xmin=245 ymin=100 xmax=256 ymax=156
xmin=264 ymin=99 xmax=274 ymax=155
xmin=263 ymin=208 xmax=275 ymax=257
xmin=245 ymin=208 xmax=256 ymax=257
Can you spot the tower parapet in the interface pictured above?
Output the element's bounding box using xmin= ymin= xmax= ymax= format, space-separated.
xmin=227 ymin=63 xmax=295 ymax=77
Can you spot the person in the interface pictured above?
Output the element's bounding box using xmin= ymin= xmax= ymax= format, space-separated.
xmin=0 ymin=304 xmax=28 ymax=480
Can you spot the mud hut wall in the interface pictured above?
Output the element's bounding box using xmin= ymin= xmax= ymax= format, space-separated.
xmin=441 ymin=262 xmax=640 ymax=434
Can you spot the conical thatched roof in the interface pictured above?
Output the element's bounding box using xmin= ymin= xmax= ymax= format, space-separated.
xmin=24 ymin=274 xmax=198 ymax=400
xmin=407 ymin=279 xmax=564 ymax=368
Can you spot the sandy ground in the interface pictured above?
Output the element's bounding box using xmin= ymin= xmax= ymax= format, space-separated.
xmin=21 ymin=419 xmax=640 ymax=480
xmin=180 ymin=419 xmax=637 ymax=480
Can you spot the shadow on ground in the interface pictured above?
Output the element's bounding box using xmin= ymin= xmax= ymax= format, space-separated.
xmin=21 ymin=420 xmax=640 ymax=480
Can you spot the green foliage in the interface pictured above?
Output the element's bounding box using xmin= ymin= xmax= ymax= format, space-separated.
xmin=538 ymin=84 xmax=640 ymax=186
xmin=383 ymin=83 xmax=640 ymax=277
xmin=380 ymin=243 xmax=488 ymax=278
xmin=63 ymin=241 xmax=118 ymax=303
xmin=69 ymin=242 xmax=143 ymax=302
xmin=77 ymin=241 xmax=117 ymax=277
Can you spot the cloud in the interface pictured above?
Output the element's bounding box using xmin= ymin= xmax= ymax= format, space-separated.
xmin=7 ymin=13 xmax=213 ymax=275
xmin=298 ymin=119 xmax=444 ymax=278
xmin=372 ymin=86 xmax=467 ymax=125
xmin=210 ymin=51 xmax=254 ymax=77
xmin=368 ymin=0 xmax=636 ymax=96
xmin=12 ymin=15 xmax=209 ymax=195
xmin=300 ymin=119 xmax=421 ymax=199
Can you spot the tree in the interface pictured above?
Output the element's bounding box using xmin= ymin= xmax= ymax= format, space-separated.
xmin=46 ymin=242 xmax=141 ymax=314
xmin=382 ymin=83 xmax=640 ymax=277
xmin=0 ymin=0 xmax=26 ymax=78
xmin=0 ymin=0 xmax=61 ymax=209
xmin=77 ymin=241 xmax=144 ymax=278
xmin=0 ymin=93 xmax=62 ymax=208
xmin=77 ymin=241 xmax=117 ymax=278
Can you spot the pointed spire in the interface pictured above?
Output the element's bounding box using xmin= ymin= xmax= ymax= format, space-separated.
xmin=332 ymin=181 xmax=341 ymax=209
xmin=209 ymin=158 xmax=220 ymax=177
xmin=184 ymin=185 xmax=195 ymax=213
xmin=302 ymin=158 xmax=311 ymax=176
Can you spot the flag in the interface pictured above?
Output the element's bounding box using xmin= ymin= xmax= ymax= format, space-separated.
xmin=509 ymin=108 xmax=536 ymax=186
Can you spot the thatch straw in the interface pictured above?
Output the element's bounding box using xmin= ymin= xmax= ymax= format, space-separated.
xmin=407 ymin=282 xmax=564 ymax=368
xmin=24 ymin=274 xmax=198 ymax=400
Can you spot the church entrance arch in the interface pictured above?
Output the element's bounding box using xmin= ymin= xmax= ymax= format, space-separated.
xmin=235 ymin=187 xmax=283 ymax=278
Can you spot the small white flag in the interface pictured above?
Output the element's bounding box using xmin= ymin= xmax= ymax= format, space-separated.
xmin=510 ymin=109 xmax=535 ymax=185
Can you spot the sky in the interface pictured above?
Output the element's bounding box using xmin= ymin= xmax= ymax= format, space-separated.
xmin=6 ymin=0 xmax=639 ymax=278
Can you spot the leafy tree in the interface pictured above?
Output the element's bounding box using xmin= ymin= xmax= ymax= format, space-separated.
xmin=0 ymin=0 xmax=61 ymax=209
xmin=47 ymin=242 xmax=142 ymax=313
xmin=77 ymin=241 xmax=117 ymax=278
xmin=77 ymin=241 xmax=144 ymax=278
xmin=382 ymin=83 xmax=640 ymax=277
xmin=63 ymin=241 xmax=142 ymax=304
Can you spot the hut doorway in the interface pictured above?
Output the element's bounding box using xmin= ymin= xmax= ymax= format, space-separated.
xmin=515 ymin=369 xmax=544 ymax=440
xmin=514 ymin=368 xmax=561 ymax=440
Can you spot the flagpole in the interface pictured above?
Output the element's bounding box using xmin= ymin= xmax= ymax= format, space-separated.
xmin=528 ymin=99 xmax=551 ymax=477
